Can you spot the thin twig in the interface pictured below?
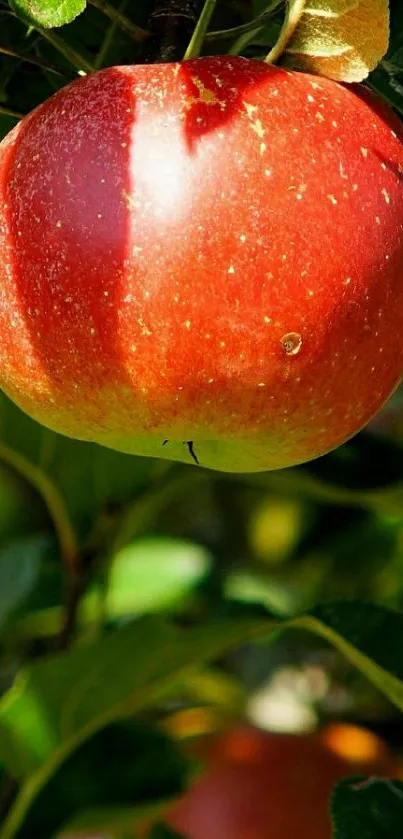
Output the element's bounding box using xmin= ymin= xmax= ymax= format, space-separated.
xmin=57 ymin=559 xmax=90 ymax=650
xmin=0 ymin=106 xmax=24 ymax=119
xmin=206 ymin=2 xmax=283 ymax=42
xmin=0 ymin=440 xmax=79 ymax=572
xmin=0 ymin=44 xmax=66 ymax=75
xmin=94 ymin=0 xmax=125 ymax=68
xmin=36 ymin=28 xmax=94 ymax=74
xmin=88 ymin=0 xmax=149 ymax=41
xmin=0 ymin=440 xmax=84 ymax=650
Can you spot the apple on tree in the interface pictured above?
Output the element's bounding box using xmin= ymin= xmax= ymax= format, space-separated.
xmin=0 ymin=56 xmax=402 ymax=472
xmin=140 ymin=723 xmax=402 ymax=839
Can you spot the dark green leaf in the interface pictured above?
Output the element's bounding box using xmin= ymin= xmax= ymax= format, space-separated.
xmin=296 ymin=602 xmax=403 ymax=711
xmin=0 ymin=536 xmax=48 ymax=630
xmin=18 ymin=722 xmax=187 ymax=839
xmin=148 ymin=825 xmax=187 ymax=839
xmin=0 ymin=616 xmax=270 ymax=780
xmin=331 ymin=777 xmax=403 ymax=839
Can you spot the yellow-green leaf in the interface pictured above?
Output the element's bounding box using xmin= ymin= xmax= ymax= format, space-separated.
xmin=282 ymin=0 xmax=390 ymax=83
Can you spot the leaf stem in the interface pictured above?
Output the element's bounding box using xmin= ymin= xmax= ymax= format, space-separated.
xmin=0 ymin=44 xmax=66 ymax=76
xmin=88 ymin=0 xmax=149 ymax=41
xmin=183 ymin=0 xmax=217 ymax=60
xmin=36 ymin=29 xmax=94 ymax=74
xmin=265 ymin=0 xmax=307 ymax=65
xmin=206 ymin=1 xmax=283 ymax=42
xmin=0 ymin=441 xmax=79 ymax=573
xmin=0 ymin=106 xmax=24 ymax=120
xmin=94 ymin=0 xmax=125 ymax=69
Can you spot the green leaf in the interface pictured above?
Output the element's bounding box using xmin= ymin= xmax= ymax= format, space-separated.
xmin=295 ymin=602 xmax=403 ymax=711
xmin=2 ymin=602 xmax=403 ymax=839
xmin=0 ymin=535 xmax=209 ymax=643
xmin=20 ymin=721 xmax=188 ymax=839
xmin=9 ymin=0 xmax=86 ymax=29
xmin=0 ymin=393 xmax=175 ymax=539
xmin=0 ymin=617 xmax=269 ymax=781
xmin=106 ymin=537 xmax=210 ymax=618
xmin=0 ymin=536 xmax=48 ymax=630
xmin=331 ymin=777 xmax=403 ymax=838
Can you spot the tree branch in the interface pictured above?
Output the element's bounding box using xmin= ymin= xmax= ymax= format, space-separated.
xmin=141 ymin=0 xmax=202 ymax=64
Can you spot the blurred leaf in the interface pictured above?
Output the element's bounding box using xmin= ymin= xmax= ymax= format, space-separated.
xmin=106 ymin=537 xmax=210 ymax=618
xmin=0 ymin=462 xmax=49 ymax=542
xmin=283 ymin=0 xmax=390 ymax=82
xmin=17 ymin=721 xmax=187 ymax=839
xmin=9 ymin=0 xmax=86 ymax=28
xmin=55 ymin=801 xmax=172 ymax=838
xmin=0 ymin=535 xmax=209 ymax=643
xmin=249 ymin=496 xmax=307 ymax=563
xmin=0 ymin=394 xmax=165 ymax=537
xmin=148 ymin=826 xmax=187 ymax=839
xmin=249 ymin=433 xmax=403 ymax=517
xmin=0 ymin=617 xmax=271 ymax=782
xmin=0 ymin=536 xmax=48 ymax=630
xmin=331 ymin=777 xmax=403 ymax=838
xmin=2 ymin=603 xmax=403 ymax=836
xmin=0 ymin=112 xmax=19 ymax=140
xmin=225 ymin=570 xmax=294 ymax=615
xmin=297 ymin=602 xmax=403 ymax=712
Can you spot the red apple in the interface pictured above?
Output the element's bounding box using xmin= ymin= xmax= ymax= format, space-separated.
xmin=160 ymin=724 xmax=399 ymax=839
xmin=0 ymin=57 xmax=402 ymax=472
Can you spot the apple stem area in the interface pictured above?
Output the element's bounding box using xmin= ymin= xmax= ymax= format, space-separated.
xmin=163 ymin=440 xmax=200 ymax=465
xmin=141 ymin=0 xmax=203 ymax=63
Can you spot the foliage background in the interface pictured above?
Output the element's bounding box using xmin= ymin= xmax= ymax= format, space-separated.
xmin=1 ymin=2 xmax=403 ymax=838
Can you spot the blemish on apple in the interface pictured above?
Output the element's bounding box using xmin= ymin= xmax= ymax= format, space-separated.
xmin=281 ymin=333 xmax=303 ymax=357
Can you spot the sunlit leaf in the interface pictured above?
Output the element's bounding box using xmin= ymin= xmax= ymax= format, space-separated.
xmin=9 ymin=0 xmax=86 ymax=28
xmin=283 ymin=0 xmax=390 ymax=82
xmin=106 ymin=537 xmax=210 ymax=617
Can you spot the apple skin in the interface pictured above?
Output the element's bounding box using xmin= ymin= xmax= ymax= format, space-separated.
xmin=160 ymin=724 xmax=398 ymax=839
xmin=0 ymin=57 xmax=403 ymax=472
